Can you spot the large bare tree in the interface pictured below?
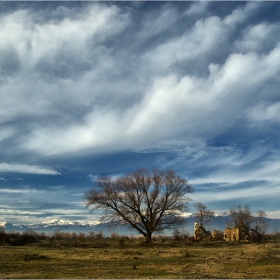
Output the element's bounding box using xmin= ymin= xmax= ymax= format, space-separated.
xmin=84 ymin=168 xmax=193 ymax=243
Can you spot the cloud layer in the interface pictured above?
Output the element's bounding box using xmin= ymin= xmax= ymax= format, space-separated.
xmin=1 ymin=2 xmax=280 ymax=223
xmin=1 ymin=2 xmax=279 ymax=156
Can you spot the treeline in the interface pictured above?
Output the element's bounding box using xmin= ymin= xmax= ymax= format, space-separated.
xmin=0 ymin=228 xmax=108 ymax=246
xmin=0 ymin=228 xmax=222 ymax=246
xmin=1 ymin=227 xmax=280 ymax=247
xmin=0 ymin=228 xmax=159 ymax=246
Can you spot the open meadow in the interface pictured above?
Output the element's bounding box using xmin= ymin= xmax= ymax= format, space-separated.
xmin=1 ymin=237 xmax=280 ymax=279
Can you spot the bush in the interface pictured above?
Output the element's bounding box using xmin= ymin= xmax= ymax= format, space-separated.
xmin=110 ymin=232 xmax=119 ymax=239
xmin=188 ymin=236 xmax=199 ymax=242
xmin=172 ymin=229 xmax=183 ymax=241
xmin=212 ymin=230 xmax=224 ymax=241
xmin=95 ymin=231 xmax=104 ymax=239
xmin=0 ymin=228 xmax=6 ymax=244
xmin=5 ymin=231 xmax=37 ymax=246
xmin=88 ymin=231 xmax=95 ymax=239
xmin=118 ymin=237 xmax=126 ymax=246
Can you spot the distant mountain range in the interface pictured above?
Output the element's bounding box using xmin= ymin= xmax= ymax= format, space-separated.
xmin=1 ymin=214 xmax=279 ymax=236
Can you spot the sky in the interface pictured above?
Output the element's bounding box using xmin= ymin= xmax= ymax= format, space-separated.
xmin=0 ymin=1 xmax=280 ymax=225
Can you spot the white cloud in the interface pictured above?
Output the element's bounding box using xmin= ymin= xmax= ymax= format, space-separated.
xmin=22 ymin=109 xmax=125 ymax=155
xmin=39 ymin=208 xmax=89 ymax=215
xmin=139 ymin=4 xmax=179 ymax=40
xmin=184 ymin=1 xmax=209 ymax=16
xmin=0 ymin=188 xmax=43 ymax=193
xmin=0 ymin=2 xmax=280 ymax=221
xmin=187 ymin=143 xmax=280 ymax=185
xmin=224 ymin=1 xmax=262 ymax=26
xmin=192 ymin=185 xmax=280 ymax=204
xmin=0 ymin=127 xmax=15 ymax=142
xmin=265 ymin=210 xmax=280 ymax=220
xmin=235 ymin=23 xmax=280 ymax=53
xmin=0 ymin=2 xmax=279 ymax=160
xmin=0 ymin=4 xmax=129 ymax=67
xmin=142 ymin=2 xmax=264 ymax=74
xmin=0 ymin=163 xmax=60 ymax=175
xmin=17 ymin=41 xmax=280 ymax=157
xmin=247 ymin=102 xmax=280 ymax=123
xmin=88 ymin=174 xmax=98 ymax=182
xmin=0 ymin=205 xmax=99 ymax=225
xmin=13 ymin=177 xmax=24 ymax=181
xmin=0 ymin=3 xmax=130 ymax=123
xmin=143 ymin=15 xmax=227 ymax=72
xmin=2 ymin=2 xmax=280 ymax=225
xmin=0 ymin=208 xmax=44 ymax=215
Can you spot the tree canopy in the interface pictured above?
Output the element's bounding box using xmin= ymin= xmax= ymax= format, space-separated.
xmin=84 ymin=168 xmax=193 ymax=243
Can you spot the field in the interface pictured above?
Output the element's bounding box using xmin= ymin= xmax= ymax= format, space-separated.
xmin=1 ymin=238 xmax=280 ymax=279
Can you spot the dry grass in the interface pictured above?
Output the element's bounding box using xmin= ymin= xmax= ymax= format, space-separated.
xmin=0 ymin=239 xmax=280 ymax=278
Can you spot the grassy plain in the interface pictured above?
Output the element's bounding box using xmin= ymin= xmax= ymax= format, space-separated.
xmin=0 ymin=238 xmax=280 ymax=279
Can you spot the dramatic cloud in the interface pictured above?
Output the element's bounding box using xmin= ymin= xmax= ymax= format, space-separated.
xmin=0 ymin=2 xmax=280 ymax=224
xmin=6 ymin=2 xmax=277 ymax=159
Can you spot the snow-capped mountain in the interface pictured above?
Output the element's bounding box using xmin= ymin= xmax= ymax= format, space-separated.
xmin=214 ymin=212 xmax=230 ymax=217
xmin=0 ymin=219 xmax=100 ymax=234
xmin=0 ymin=221 xmax=13 ymax=228
xmin=39 ymin=219 xmax=97 ymax=227
xmin=1 ymin=215 xmax=279 ymax=236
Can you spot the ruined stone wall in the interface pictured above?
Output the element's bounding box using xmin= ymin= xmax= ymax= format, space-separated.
xmin=224 ymin=228 xmax=239 ymax=241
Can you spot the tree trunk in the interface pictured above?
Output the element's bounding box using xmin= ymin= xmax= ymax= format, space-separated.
xmin=257 ymin=232 xmax=263 ymax=243
xmin=145 ymin=232 xmax=152 ymax=243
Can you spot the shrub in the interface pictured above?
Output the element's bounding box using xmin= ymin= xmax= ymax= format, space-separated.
xmin=95 ymin=231 xmax=104 ymax=239
xmin=110 ymin=232 xmax=119 ymax=239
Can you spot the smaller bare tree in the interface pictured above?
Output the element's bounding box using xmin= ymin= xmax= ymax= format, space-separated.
xmin=227 ymin=204 xmax=268 ymax=243
xmin=193 ymin=202 xmax=214 ymax=241
xmin=227 ymin=204 xmax=252 ymax=228
xmin=194 ymin=202 xmax=214 ymax=228
xmin=250 ymin=210 xmax=268 ymax=243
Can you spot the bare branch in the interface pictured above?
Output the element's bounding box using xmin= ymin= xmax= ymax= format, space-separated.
xmin=193 ymin=202 xmax=214 ymax=228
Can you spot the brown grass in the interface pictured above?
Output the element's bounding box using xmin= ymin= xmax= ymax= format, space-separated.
xmin=0 ymin=239 xmax=279 ymax=278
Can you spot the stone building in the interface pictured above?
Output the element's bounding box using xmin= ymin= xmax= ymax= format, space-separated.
xmin=224 ymin=223 xmax=249 ymax=241
xmin=194 ymin=221 xmax=212 ymax=241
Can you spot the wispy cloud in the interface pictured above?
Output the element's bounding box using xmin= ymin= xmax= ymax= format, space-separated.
xmin=192 ymin=185 xmax=280 ymax=204
xmin=13 ymin=177 xmax=24 ymax=181
xmin=88 ymin=174 xmax=98 ymax=182
xmin=0 ymin=163 xmax=60 ymax=175
xmin=0 ymin=188 xmax=43 ymax=194
xmin=19 ymin=35 xmax=280 ymax=157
